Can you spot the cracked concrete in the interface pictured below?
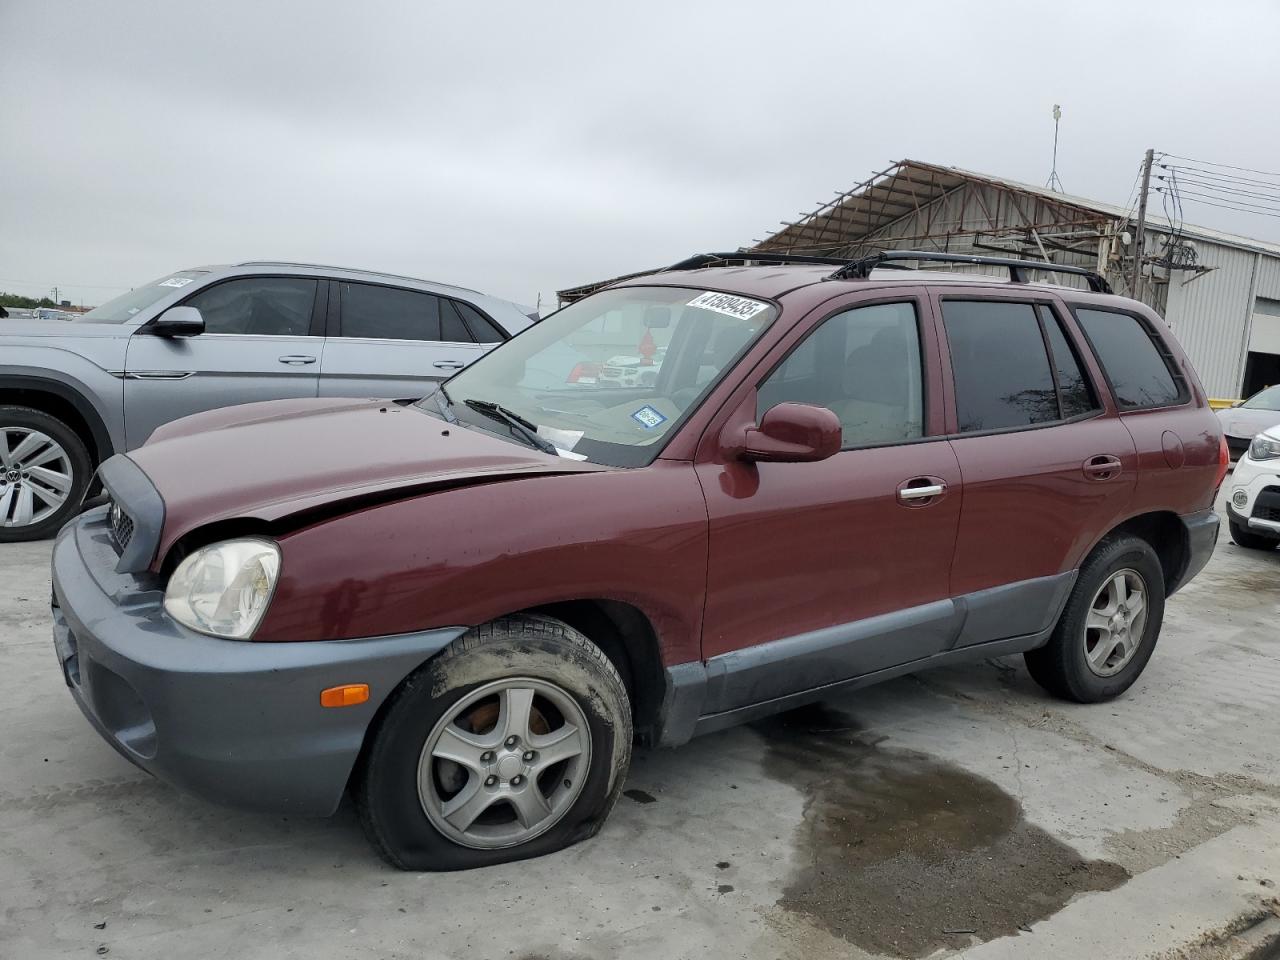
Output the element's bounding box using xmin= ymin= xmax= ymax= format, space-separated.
xmin=2 ymin=491 xmax=1278 ymax=959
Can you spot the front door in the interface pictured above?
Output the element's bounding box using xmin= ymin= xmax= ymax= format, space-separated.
xmin=697 ymin=293 xmax=963 ymax=712
xmin=123 ymin=276 xmax=323 ymax=448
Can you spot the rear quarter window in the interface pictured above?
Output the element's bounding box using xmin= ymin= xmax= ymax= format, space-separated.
xmin=1073 ymin=308 xmax=1186 ymax=409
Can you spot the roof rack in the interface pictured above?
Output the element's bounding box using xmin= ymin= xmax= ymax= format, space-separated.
xmin=664 ymin=249 xmax=1113 ymax=294
xmin=832 ymin=250 xmax=1113 ymax=293
xmin=666 ymin=251 xmax=855 ymax=270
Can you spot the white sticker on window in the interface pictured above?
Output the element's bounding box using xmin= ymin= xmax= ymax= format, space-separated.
xmin=158 ymin=277 xmax=194 ymax=288
xmin=687 ymin=290 xmax=769 ymax=321
xmin=537 ymin=425 xmax=584 ymax=451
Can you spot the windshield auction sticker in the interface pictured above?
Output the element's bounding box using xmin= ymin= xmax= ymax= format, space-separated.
xmin=687 ymin=290 xmax=769 ymax=321
xmin=631 ymin=405 xmax=668 ymax=429
xmin=157 ymin=277 xmax=195 ymax=288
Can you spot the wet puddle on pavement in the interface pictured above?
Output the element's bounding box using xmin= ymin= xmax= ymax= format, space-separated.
xmin=754 ymin=704 xmax=1129 ymax=958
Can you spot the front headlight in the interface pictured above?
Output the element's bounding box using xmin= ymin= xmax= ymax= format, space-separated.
xmin=163 ymin=538 xmax=281 ymax=639
xmin=1249 ymin=434 xmax=1280 ymax=461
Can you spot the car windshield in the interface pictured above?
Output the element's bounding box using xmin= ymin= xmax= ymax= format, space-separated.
xmin=432 ymin=285 xmax=776 ymax=467
xmin=76 ymin=271 xmax=208 ymax=323
xmin=1242 ymin=384 xmax=1280 ymax=411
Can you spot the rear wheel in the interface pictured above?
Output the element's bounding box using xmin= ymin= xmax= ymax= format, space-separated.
xmin=1229 ymin=517 xmax=1279 ymax=552
xmin=1025 ymin=535 xmax=1165 ymax=703
xmin=355 ymin=615 xmax=632 ymax=870
xmin=0 ymin=406 xmax=92 ymax=542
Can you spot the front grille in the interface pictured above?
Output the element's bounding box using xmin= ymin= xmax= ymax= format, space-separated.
xmin=1252 ymin=486 xmax=1280 ymax=524
xmin=108 ymin=500 xmax=135 ymax=553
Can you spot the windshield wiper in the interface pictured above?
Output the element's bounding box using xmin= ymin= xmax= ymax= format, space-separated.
xmin=463 ymin=398 xmax=558 ymax=455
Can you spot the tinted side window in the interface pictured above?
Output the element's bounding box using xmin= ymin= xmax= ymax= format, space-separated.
xmin=456 ymin=301 xmax=506 ymax=342
xmin=758 ymin=302 xmax=923 ymax=448
xmin=341 ymin=282 xmax=441 ymax=341
xmin=440 ymin=300 xmax=475 ymax=343
xmin=184 ymin=277 xmax=316 ymax=336
xmin=943 ymin=301 xmax=1057 ymax=432
xmin=1074 ymin=308 xmax=1184 ymax=409
xmin=1040 ymin=307 xmax=1099 ymax=418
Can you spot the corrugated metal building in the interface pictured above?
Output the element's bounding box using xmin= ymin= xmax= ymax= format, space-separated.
xmin=749 ymin=160 xmax=1280 ymax=399
xmin=558 ymin=158 xmax=1280 ymax=398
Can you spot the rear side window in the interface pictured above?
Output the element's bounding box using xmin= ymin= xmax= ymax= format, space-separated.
xmin=1074 ymin=308 xmax=1185 ymax=409
xmin=341 ymin=282 xmax=441 ymax=341
xmin=183 ymin=277 xmax=316 ymax=336
xmin=943 ymin=301 xmax=1059 ymax=431
xmin=455 ymin=301 xmax=505 ymax=342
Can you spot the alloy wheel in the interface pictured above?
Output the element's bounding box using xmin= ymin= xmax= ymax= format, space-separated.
xmin=1083 ymin=568 xmax=1148 ymax=678
xmin=418 ymin=677 xmax=591 ymax=849
xmin=0 ymin=427 xmax=74 ymax=528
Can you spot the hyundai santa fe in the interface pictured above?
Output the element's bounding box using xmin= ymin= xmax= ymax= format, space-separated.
xmin=51 ymin=250 xmax=1227 ymax=870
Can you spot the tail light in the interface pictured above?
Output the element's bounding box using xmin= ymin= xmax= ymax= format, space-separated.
xmin=566 ymin=362 xmax=600 ymax=383
xmin=1215 ymin=433 xmax=1229 ymax=491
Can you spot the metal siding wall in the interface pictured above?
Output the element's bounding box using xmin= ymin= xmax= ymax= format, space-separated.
xmin=1163 ymin=241 xmax=1261 ymax=397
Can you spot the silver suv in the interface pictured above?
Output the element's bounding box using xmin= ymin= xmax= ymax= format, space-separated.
xmin=0 ymin=261 xmax=534 ymax=541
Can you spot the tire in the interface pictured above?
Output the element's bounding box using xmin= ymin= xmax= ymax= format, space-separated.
xmin=1024 ymin=534 xmax=1166 ymax=703
xmin=1229 ymin=517 xmax=1279 ymax=552
xmin=0 ymin=405 xmax=92 ymax=543
xmin=355 ymin=615 xmax=632 ymax=871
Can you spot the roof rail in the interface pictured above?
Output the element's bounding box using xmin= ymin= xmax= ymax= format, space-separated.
xmin=667 ymin=251 xmax=856 ymax=270
xmin=832 ymin=250 xmax=1112 ymax=293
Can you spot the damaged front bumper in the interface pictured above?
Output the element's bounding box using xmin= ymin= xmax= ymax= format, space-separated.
xmin=51 ymin=507 xmax=465 ymax=816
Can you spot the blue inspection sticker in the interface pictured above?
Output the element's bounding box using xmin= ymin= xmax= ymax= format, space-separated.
xmin=631 ymin=405 xmax=668 ymax=429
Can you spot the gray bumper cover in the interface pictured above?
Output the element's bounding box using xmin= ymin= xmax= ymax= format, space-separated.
xmin=51 ymin=507 xmax=465 ymax=816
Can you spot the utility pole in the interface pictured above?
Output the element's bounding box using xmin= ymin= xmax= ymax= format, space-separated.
xmin=1132 ymin=148 xmax=1154 ymax=301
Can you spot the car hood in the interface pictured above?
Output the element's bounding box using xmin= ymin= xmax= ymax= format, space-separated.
xmin=128 ymin=397 xmax=607 ymax=566
xmin=1218 ymin=407 xmax=1280 ymax=438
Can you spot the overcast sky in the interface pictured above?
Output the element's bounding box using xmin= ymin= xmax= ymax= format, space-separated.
xmin=3 ymin=0 xmax=1279 ymax=309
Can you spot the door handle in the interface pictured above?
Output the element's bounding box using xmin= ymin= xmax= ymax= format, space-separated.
xmin=278 ymin=355 xmax=317 ymax=365
xmin=898 ymin=478 xmax=947 ymax=504
xmin=1083 ymin=455 xmax=1122 ymax=480
xmin=433 ymin=360 xmax=466 ymax=370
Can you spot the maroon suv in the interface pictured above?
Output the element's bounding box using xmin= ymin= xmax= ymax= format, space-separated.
xmin=52 ymin=251 xmax=1227 ymax=870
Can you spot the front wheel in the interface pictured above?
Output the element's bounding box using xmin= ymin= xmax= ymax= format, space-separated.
xmin=355 ymin=616 xmax=632 ymax=870
xmin=1024 ymin=535 xmax=1166 ymax=703
xmin=0 ymin=406 xmax=92 ymax=542
xmin=1229 ymin=517 xmax=1279 ymax=552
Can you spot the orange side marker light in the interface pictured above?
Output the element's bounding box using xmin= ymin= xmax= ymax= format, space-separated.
xmin=320 ymin=684 xmax=370 ymax=708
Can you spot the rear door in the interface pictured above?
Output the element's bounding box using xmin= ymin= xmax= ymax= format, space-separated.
xmin=123 ymin=275 xmax=323 ymax=448
xmin=696 ymin=291 xmax=964 ymax=710
xmin=318 ymin=280 xmax=485 ymax=399
xmin=934 ymin=291 xmax=1137 ymax=646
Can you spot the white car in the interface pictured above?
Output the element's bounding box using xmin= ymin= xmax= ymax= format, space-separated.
xmin=1217 ymin=385 xmax=1280 ymax=459
xmin=1226 ymin=424 xmax=1280 ymax=551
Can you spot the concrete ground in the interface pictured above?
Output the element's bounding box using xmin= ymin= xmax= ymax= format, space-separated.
xmin=2 ymin=495 xmax=1279 ymax=960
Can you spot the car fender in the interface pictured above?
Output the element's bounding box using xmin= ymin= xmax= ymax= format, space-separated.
xmin=0 ymin=357 xmax=124 ymax=460
xmin=254 ymin=463 xmax=710 ymax=668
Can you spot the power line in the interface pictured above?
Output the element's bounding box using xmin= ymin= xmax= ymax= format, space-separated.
xmin=1160 ymin=163 xmax=1280 ymax=191
xmin=1158 ymin=174 xmax=1280 ymax=203
xmin=1171 ymin=186 xmax=1280 ymax=213
xmin=1161 ymin=188 xmax=1280 ymax=219
xmin=1162 ymin=153 xmax=1280 ymax=180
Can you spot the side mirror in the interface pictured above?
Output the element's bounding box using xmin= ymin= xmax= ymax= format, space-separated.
xmin=148 ymin=306 xmax=205 ymax=337
xmin=741 ymin=402 xmax=841 ymax=463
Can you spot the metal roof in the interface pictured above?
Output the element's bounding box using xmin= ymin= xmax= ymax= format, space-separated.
xmin=755 ymin=158 xmax=1280 ymax=259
